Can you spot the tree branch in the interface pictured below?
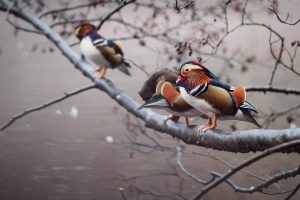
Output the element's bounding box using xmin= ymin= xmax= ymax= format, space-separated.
xmin=1 ymin=0 xmax=300 ymax=153
xmin=190 ymin=139 xmax=300 ymax=199
xmin=177 ymin=142 xmax=300 ymax=197
xmin=174 ymin=0 xmax=195 ymax=13
xmin=176 ymin=141 xmax=208 ymax=184
xmin=269 ymin=4 xmax=300 ymax=26
xmin=96 ymin=0 xmax=135 ymax=30
xmin=0 ymin=84 xmax=95 ymax=131
xmin=210 ymin=166 xmax=300 ymax=195
xmin=38 ymin=1 xmax=110 ymax=19
xmin=245 ymin=86 xmax=300 ymax=95
xmin=285 ymin=182 xmax=300 ymax=200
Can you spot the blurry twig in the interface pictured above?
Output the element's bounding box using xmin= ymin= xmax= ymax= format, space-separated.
xmin=126 ymin=58 xmax=150 ymax=77
xmin=176 ymin=141 xmax=207 ymax=184
xmin=174 ymin=0 xmax=195 ymax=13
xmin=264 ymin=103 xmax=300 ymax=128
xmin=285 ymin=182 xmax=300 ymax=200
xmin=246 ymin=86 xmax=300 ymax=95
xmin=1 ymin=0 xmax=41 ymax=34
xmin=38 ymin=1 xmax=110 ymax=19
xmin=0 ymin=84 xmax=95 ymax=131
xmin=96 ymin=0 xmax=135 ymax=30
xmin=269 ymin=4 xmax=300 ymax=26
xmin=119 ymin=188 xmax=127 ymax=200
xmin=191 ymin=139 xmax=300 ymax=199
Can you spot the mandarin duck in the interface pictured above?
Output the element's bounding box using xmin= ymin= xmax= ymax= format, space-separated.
xmin=138 ymin=68 xmax=178 ymax=101
xmin=175 ymin=61 xmax=261 ymax=133
xmin=138 ymin=69 xmax=205 ymax=125
xmin=74 ymin=22 xmax=131 ymax=78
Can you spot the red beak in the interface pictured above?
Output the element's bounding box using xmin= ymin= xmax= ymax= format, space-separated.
xmin=176 ymin=75 xmax=185 ymax=84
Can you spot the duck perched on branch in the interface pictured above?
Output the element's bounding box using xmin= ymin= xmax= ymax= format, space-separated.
xmin=74 ymin=22 xmax=131 ymax=78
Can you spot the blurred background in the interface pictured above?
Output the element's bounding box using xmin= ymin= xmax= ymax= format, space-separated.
xmin=0 ymin=0 xmax=299 ymax=199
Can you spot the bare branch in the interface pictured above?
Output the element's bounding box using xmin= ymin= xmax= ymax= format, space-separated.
xmin=0 ymin=84 xmax=95 ymax=131
xmin=264 ymin=103 xmax=300 ymax=128
xmin=211 ymin=166 xmax=300 ymax=194
xmin=48 ymin=1 xmax=135 ymax=28
xmin=119 ymin=187 xmax=127 ymax=200
xmin=178 ymin=143 xmax=300 ymax=196
xmin=176 ymin=141 xmax=207 ymax=184
xmin=285 ymin=182 xmax=300 ymax=200
xmin=0 ymin=0 xmax=42 ymax=34
xmin=38 ymin=1 xmax=109 ymax=19
xmin=96 ymin=0 xmax=135 ymax=30
xmin=203 ymin=150 xmax=270 ymax=183
xmin=191 ymin=139 xmax=300 ymax=199
xmin=245 ymin=86 xmax=300 ymax=95
xmin=174 ymin=0 xmax=195 ymax=13
xmin=269 ymin=4 xmax=300 ymax=26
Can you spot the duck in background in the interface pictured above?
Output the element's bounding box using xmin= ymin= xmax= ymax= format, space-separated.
xmin=74 ymin=22 xmax=131 ymax=78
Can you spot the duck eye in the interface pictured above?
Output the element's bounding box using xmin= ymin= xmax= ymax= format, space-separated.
xmin=184 ymin=68 xmax=189 ymax=72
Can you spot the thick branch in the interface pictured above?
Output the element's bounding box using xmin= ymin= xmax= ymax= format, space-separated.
xmin=2 ymin=0 xmax=300 ymax=153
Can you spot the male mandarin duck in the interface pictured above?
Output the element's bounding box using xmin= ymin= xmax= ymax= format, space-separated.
xmin=175 ymin=61 xmax=261 ymax=133
xmin=138 ymin=69 xmax=205 ymax=125
xmin=74 ymin=22 xmax=131 ymax=78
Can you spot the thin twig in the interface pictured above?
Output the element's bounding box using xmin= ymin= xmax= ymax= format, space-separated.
xmin=119 ymin=187 xmax=127 ymax=200
xmin=264 ymin=103 xmax=300 ymax=128
xmin=0 ymin=84 xmax=95 ymax=131
xmin=211 ymin=166 xmax=300 ymax=194
xmin=245 ymin=86 xmax=300 ymax=95
xmin=191 ymin=139 xmax=300 ymax=199
xmin=285 ymin=182 xmax=300 ymax=200
xmin=176 ymin=141 xmax=207 ymax=184
xmin=96 ymin=0 xmax=135 ymax=30
xmin=38 ymin=1 xmax=110 ymax=19
xmin=269 ymin=5 xmax=300 ymax=26
xmin=174 ymin=0 xmax=195 ymax=13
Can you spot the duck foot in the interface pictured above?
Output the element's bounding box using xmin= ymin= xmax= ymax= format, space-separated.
xmin=95 ymin=67 xmax=106 ymax=78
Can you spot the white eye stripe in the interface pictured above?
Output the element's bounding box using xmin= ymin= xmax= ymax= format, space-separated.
xmin=181 ymin=64 xmax=201 ymax=74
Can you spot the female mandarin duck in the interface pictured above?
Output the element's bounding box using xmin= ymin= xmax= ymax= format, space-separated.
xmin=74 ymin=22 xmax=131 ymax=78
xmin=175 ymin=61 xmax=261 ymax=133
xmin=138 ymin=69 xmax=205 ymax=125
xmin=139 ymin=68 xmax=178 ymax=101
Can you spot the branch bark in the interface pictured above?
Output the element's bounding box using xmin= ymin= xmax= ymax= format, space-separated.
xmin=1 ymin=0 xmax=300 ymax=153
